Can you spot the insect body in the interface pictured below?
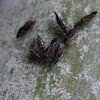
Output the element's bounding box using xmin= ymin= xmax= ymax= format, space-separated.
xmin=81 ymin=11 xmax=97 ymax=22
xmin=54 ymin=11 xmax=67 ymax=33
xmin=64 ymin=28 xmax=76 ymax=43
xmin=53 ymin=43 xmax=65 ymax=64
xmin=30 ymin=50 xmax=40 ymax=58
xmin=74 ymin=20 xmax=83 ymax=30
xmin=74 ymin=11 xmax=97 ymax=30
xmin=45 ymin=38 xmax=57 ymax=57
xmin=37 ymin=35 xmax=45 ymax=51
xmin=17 ymin=19 xmax=36 ymax=38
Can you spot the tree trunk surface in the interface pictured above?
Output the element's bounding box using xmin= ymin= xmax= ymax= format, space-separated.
xmin=0 ymin=0 xmax=100 ymax=100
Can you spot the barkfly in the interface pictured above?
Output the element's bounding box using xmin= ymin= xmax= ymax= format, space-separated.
xmin=74 ymin=11 xmax=97 ymax=30
xmin=30 ymin=50 xmax=40 ymax=58
xmin=64 ymin=28 xmax=76 ymax=43
xmin=37 ymin=35 xmax=45 ymax=51
xmin=53 ymin=43 xmax=65 ymax=64
xmin=81 ymin=11 xmax=97 ymax=22
xmin=64 ymin=11 xmax=97 ymax=43
xmin=54 ymin=11 xmax=67 ymax=33
xmin=16 ymin=19 xmax=36 ymax=38
xmin=45 ymin=38 xmax=57 ymax=57
xmin=74 ymin=20 xmax=83 ymax=30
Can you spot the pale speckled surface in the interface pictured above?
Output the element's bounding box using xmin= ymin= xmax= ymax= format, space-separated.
xmin=0 ymin=0 xmax=100 ymax=100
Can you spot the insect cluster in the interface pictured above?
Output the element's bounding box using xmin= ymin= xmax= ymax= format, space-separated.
xmin=17 ymin=11 xmax=97 ymax=64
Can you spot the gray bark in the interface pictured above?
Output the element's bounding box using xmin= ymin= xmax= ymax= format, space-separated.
xmin=0 ymin=0 xmax=100 ymax=100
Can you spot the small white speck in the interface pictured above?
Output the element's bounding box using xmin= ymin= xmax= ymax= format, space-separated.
xmin=83 ymin=45 xmax=89 ymax=52
xmin=67 ymin=17 xmax=73 ymax=24
xmin=98 ymin=58 xmax=100 ymax=64
xmin=92 ymin=24 xmax=98 ymax=30
xmin=91 ymin=81 xmax=100 ymax=97
xmin=96 ymin=38 xmax=99 ymax=43
xmin=77 ymin=4 xmax=82 ymax=9
xmin=80 ymin=45 xmax=89 ymax=53
xmin=96 ymin=30 xmax=100 ymax=34
xmin=80 ymin=54 xmax=84 ymax=60
xmin=84 ymin=5 xmax=91 ymax=14
xmin=51 ymin=87 xmax=56 ymax=95
xmin=34 ymin=95 xmax=40 ymax=100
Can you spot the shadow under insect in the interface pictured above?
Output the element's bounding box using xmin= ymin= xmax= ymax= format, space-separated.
xmin=46 ymin=20 xmax=65 ymax=42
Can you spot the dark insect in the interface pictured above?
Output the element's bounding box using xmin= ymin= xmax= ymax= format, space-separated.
xmin=30 ymin=50 xmax=40 ymax=58
xmin=45 ymin=38 xmax=57 ymax=57
xmin=54 ymin=11 xmax=67 ymax=33
xmin=81 ymin=11 xmax=97 ymax=22
xmin=74 ymin=11 xmax=97 ymax=30
xmin=74 ymin=20 xmax=83 ymax=30
xmin=17 ymin=19 xmax=36 ymax=38
xmin=64 ymin=28 xmax=76 ymax=43
xmin=53 ymin=43 xmax=65 ymax=64
xmin=64 ymin=11 xmax=97 ymax=43
xmin=37 ymin=35 xmax=45 ymax=51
